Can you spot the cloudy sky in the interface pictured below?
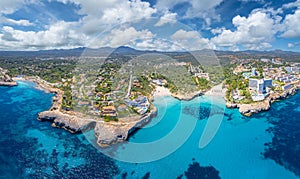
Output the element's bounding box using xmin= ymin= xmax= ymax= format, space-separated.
xmin=0 ymin=0 xmax=300 ymax=51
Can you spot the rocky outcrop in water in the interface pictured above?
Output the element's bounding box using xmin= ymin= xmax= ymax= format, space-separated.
xmin=38 ymin=105 xmax=158 ymax=146
xmin=226 ymin=102 xmax=237 ymax=108
xmin=35 ymin=75 xmax=159 ymax=146
xmin=229 ymin=86 xmax=299 ymax=116
xmin=238 ymin=100 xmax=270 ymax=116
xmin=94 ymin=107 xmax=157 ymax=146
xmin=38 ymin=111 xmax=93 ymax=133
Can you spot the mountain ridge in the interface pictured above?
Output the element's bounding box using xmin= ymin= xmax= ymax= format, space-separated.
xmin=0 ymin=46 xmax=299 ymax=59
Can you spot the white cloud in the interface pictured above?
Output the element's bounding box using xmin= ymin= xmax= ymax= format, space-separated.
xmin=51 ymin=0 xmax=156 ymax=35
xmin=0 ymin=0 xmax=38 ymax=14
xmin=0 ymin=0 xmax=24 ymax=14
xmin=0 ymin=0 xmax=160 ymax=50
xmin=0 ymin=17 xmax=33 ymax=26
xmin=92 ymin=26 xmax=181 ymax=51
xmin=288 ymin=43 xmax=294 ymax=48
xmin=211 ymin=27 xmax=226 ymax=35
xmin=88 ymin=26 xmax=156 ymax=49
xmin=155 ymin=0 xmax=223 ymax=16
xmin=184 ymin=0 xmax=223 ymax=20
xmin=229 ymin=45 xmax=240 ymax=52
xmin=282 ymin=0 xmax=300 ymax=9
xmin=0 ymin=21 xmax=87 ymax=50
xmin=287 ymin=42 xmax=300 ymax=48
xmin=244 ymin=42 xmax=272 ymax=50
xmin=211 ymin=11 xmax=276 ymax=50
xmin=281 ymin=9 xmax=300 ymax=38
xmin=171 ymin=29 xmax=211 ymax=50
xmin=2 ymin=0 xmax=300 ymax=51
xmin=135 ymin=38 xmax=179 ymax=51
xmin=155 ymin=0 xmax=223 ymax=26
xmin=155 ymin=11 xmax=177 ymax=27
xmin=100 ymin=0 xmax=156 ymax=25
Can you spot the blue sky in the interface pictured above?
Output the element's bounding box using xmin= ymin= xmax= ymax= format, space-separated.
xmin=0 ymin=0 xmax=299 ymax=51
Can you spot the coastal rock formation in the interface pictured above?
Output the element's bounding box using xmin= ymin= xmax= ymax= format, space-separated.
xmin=238 ymin=100 xmax=270 ymax=116
xmin=172 ymin=92 xmax=202 ymax=101
xmin=94 ymin=122 xmax=129 ymax=146
xmin=226 ymin=102 xmax=237 ymax=108
xmin=0 ymin=67 xmax=17 ymax=86
xmin=39 ymin=108 xmax=157 ymax=146
xmin=38 ymin=111 xmax=93 ymax=133
xmin=32 ymin=72 xmax=160 ymax=147
xmin=0 ymin=81 xmax=17 ymax=86
xmin=227 ymin=85 xmax=299 ymax=116
xmin=95 ymin=107 xmax=157 ymax=146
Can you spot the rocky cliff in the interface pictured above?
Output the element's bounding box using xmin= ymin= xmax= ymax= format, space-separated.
xmin=94 ymin=107 xmax=157 ymax=146
xmin=0 ymin=67 xmax=17 ymax=86
xmin=38 ymin=111 xmax=94 ymax=133
xmin=233 ymin=86 xmax=298 ymax=116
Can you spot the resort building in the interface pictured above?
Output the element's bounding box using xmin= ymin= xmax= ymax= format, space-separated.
xmin=251 ymin=68 xmax=257 ymax=76
xmin=101 ymin=106 xmax=117 ymax=117
xmin=152 ymin=79 xmax=164 ymax=86
xmin=282 ymin=84 xmax=291 ymax=91
xmin=264 ymin=79 xmax=273 ymax=88
xmin=260 ymin=58 xmax=270 ymax=63
xmin=249 ymin=78 xmax=273 ymax=94
xmin=125 ymin=95 xmax=150 ymax=115
xmin=194 ymin=73 xmax=210 ymax=80
xmin=285 ymin=67 xmax=300 ymax=74
xmin=242 ymin=72 xmax=252 ymax=79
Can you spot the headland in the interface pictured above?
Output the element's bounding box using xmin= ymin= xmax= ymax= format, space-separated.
xmin=0 ymin=67 xmax=17 ymax=86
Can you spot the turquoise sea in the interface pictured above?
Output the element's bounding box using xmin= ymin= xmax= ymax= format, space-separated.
xmin=0 ymin=81 xmax=300 ymax=178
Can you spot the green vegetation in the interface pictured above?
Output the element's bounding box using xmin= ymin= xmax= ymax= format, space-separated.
xmin=103 ymin=116 xmax=118 ymax=122
xmin=61 ymin=83 xmax=73 ymax=110
xmin=131 ymin=75 xmax=154 ymax=96
xmin=223 ymin=65 xmax=252 ymax=103
xmin=0 ymin=57 xmax=76 ymax=83
xmin=275 ymin=80 xmax=285 ymax=87
xmin=193 ymin=77 xmax=210 ymax=90
xmin=203 ymin=65 xmax=224 ymax=84
xmin=150 ymin=72 xmax=178 ymax=93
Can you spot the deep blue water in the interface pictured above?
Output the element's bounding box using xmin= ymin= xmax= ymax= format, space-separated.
xmin=0 ymin=81 xmax=300 ymax=178
xmin=0 ymin=81 xmax=119 ymax=178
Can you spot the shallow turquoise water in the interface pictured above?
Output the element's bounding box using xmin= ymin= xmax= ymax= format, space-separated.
xmin=0 ymin=81 xmax=299 ymax=178
xmin=113 ymin=95 xmax=299 ymax=178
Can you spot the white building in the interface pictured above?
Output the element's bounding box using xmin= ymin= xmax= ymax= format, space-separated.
xmin=282 ymin=84 xmax=291 ymax=91
xmin=261 ymin=58 xmax=270 ymax=63
xmin=251 ymin=68 xmax=257 ymax=76
xmin=194 ymin=73 xmax=210 ymax=80
xmin=249 ymin=78 xmax=273 ymax=94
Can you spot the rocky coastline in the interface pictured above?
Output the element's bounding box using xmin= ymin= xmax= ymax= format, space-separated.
xmin=28 ymin=77 xmax=217 ymax=146
xmin=0 ymin=67 xmax=17 ymax=87
xmin=38 ymin=105 xmax=158 ymax=146
xmin=30 ymin=75 xmax=159 ymax=147
xmin=226 ymin=85 xmax=299 ymax=116
xmin=171 ymin=91 xmax=203 ymax=101
xmin=0 ymin=81 xmax=17 ymax=86
xmin=38 ymin=110 xmax=94 ymax=133
xmin=94 ymin=107 xmax=157 ymax=146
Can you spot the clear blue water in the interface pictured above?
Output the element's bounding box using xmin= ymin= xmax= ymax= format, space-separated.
xmin=0 ymin=81 xmax=299 ymax=178
xmin=0 ymin=81 xmax=119 ymax=178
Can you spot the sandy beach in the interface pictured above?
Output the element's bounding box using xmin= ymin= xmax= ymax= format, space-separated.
xmin=204 ymin=83 xmax=225 ymax=96
xmin=153 ymin=86 xmax=171 ymax=97
xmin=153 ymin=84 xmax=226 ymax=101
